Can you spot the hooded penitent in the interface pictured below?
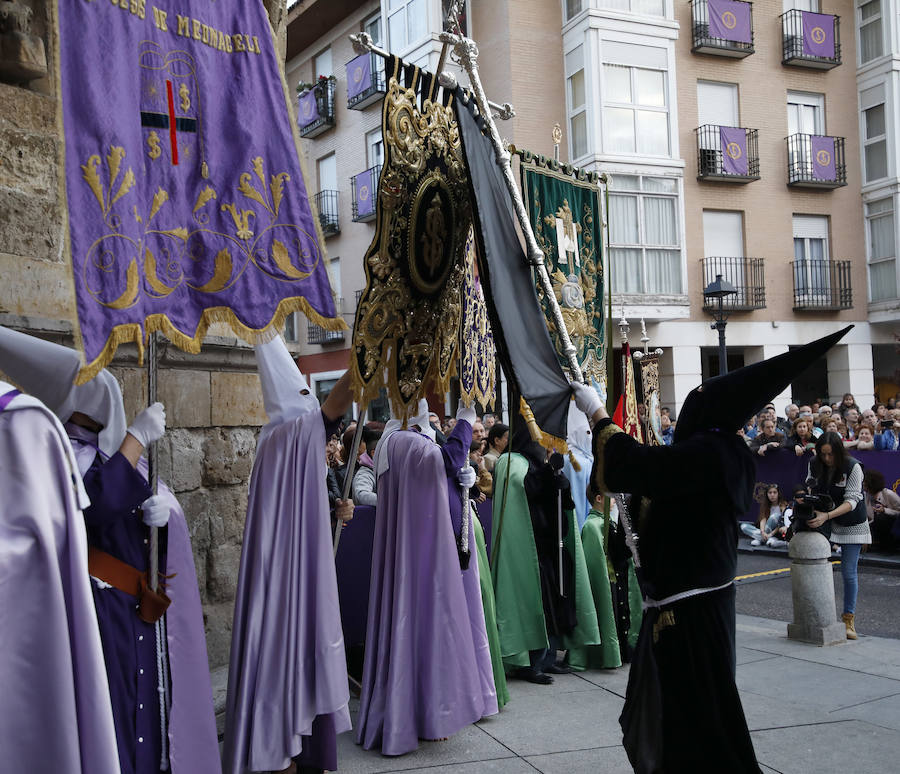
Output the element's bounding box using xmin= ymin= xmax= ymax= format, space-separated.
xmin=374 ymin=398 xmax=436 ymax=478
xmin=564 ymin=399 xmax=593 ymax=531
xmin=673 ymin=326 xmax=853 ymax=444
xmin=224 ymin=334 xmax=350 ymax=774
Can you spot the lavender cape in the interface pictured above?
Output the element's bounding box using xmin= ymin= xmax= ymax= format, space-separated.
xmin=0 ymin=388 xmax=120 ymax=774
xmin=68 ymin=428 xmax=220 ymax=774
xmin=224 ymin=411 xmax=350 ymax=773
xmin=357 ymin=430 xmax=495 ymax=756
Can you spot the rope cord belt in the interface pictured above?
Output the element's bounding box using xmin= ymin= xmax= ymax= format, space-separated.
xmin=643 ymin=580 xmax=733 ymax=611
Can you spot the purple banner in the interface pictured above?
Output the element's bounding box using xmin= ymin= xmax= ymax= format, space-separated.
xmin=355 ymin=168 xmax=375 ymax=218
xmin=58 ymin=1 xmax=341 ymax=379
xmin=298 ymin=88 xmax=320 ymax=127
xmin=346 ymin=53 xmax=372 ymax=100
xmin=802 ymin=11 xmax=835 ymax=59
xmin=720 ymin=126 xmax=748 ymax=176
xmin=739 ymin=448 xmax=900 ymax=523
xmin=811 ymin=135 xmax=836 ymax=181
xmin=708 ymin=0 xmax=752 ymax=45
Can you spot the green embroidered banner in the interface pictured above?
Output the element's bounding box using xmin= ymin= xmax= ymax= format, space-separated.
xmin=520 ymin=154 xmax=606 ymax=393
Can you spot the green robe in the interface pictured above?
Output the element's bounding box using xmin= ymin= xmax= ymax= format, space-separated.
xmin=491 ymin=453 xmax=548 ymax=668
xmin=560 ymin=498 xmax=602 ymax=659
xmin=473 ymin=515 xmax=509 ymax=708
xmin=568 ymin=508 xmax=623 ymax=669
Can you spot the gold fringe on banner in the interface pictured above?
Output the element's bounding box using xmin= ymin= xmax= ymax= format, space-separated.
xmin=519 ymin=396 xmax=569 ymax=456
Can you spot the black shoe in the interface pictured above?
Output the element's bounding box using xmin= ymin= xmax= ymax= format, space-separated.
xmin=513 ymin=666 xmax=554 ymax=685
xmin=544 ymin=661 xmax=572 ymax=675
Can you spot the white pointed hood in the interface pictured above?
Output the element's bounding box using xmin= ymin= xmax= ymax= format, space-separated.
xmin=567 ymin=398 xmax=592 ymax=459
xmin=255 ymin=334 xmax=320 ymax=447
xmin=374 ymin=398 xmax=435 ymax=478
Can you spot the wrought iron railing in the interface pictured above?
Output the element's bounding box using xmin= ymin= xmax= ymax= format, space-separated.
xmin=298 ymin=79 xmax=336 ymax=138
xmin=346 ymin=52 xmax=386 ymax=110
xmin=701 ymin=257 xmax=766 ymax=310
xmin=780 ymin=9 xmax=841 ymax=69
xmin=785 ymin=134 xmax=846 ymax=188
xmin=790 ymin=259 xmax=852 ymax=310
xmin=696 ymin=125 xmax=760 ymax=181
xmin=314 ymin=190 xmax=340 ymax=236
xmin=307 ymin=297 xmax=345 ymax=344
xmin=351 ymin=164 xmax=381 ymax=222
xmin=690 ymin=0 xmax=755 ymax=58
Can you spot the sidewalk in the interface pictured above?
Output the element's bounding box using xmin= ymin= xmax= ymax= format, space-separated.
xmin=738 ymin=540 xmax=900 ymax=570
xmin=334 ymin=615 xmax=900 ymax=773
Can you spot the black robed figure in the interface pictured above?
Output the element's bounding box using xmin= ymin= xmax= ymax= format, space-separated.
xmin=573 ymin=326 xmax=851 ymax=774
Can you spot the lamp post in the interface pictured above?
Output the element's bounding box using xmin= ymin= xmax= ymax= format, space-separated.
xmin=703 ymin=273 xmax=737 ymax=376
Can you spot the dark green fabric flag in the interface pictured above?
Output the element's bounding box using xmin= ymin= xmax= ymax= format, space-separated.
xmin=520 ymin=155 xmax=606 ymax=393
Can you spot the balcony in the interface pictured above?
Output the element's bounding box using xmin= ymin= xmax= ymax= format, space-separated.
xmin=701 ymin=257 xmax=766 ymax=311
xmin=786 ymin=134 xmax=846 ymax=189
xmin=351 ymin=165 xmax=381 ymax=222
xmin=314 ymin=190 xmax=340 ymax=237
xmin=690 ymin=0 xmax=754 ymax=59
xmin=791 ymin=259 xmax=852 ymax=310
xmin=781 ymin=9 xmax=841 ymax=70
xmin=346 ymin=52 xmax=386 ymax=110
xmin=696 ymin=125 xmax=760 ymax=182
xmin=298 ymin=79 xmax=336 ymax=138
xmin=307 ymin=299 xmax=346 ymax=345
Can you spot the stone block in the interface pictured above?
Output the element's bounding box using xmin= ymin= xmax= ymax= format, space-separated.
xmin=166 ymin=428 xmax=204 ymax=492
xmin=202 ymin=601 xmax=234 ymax=670
xmin=210 ymin=371 xmax=265 ymax=427
xmin=207 ymin=543 xmax=242 ymax=603
xmin=158 ymin=369 xmax=210 ymax=428
xmin=205 ymin=483 xmax=249 ymax=545
xmin=0 ymin=253 xmax=74 ymax=318
xmin=108 ymin=365 xmax=148 ymax=424
xmin=0 ymin=188 xmax=62 ymax=262
xmin=0 ymin=126 xmax=57 ymax=197
xmin=202 ymin=427 xmax=256 ymax=486
xmin=0 ymin=82 xmax=56 ymax=133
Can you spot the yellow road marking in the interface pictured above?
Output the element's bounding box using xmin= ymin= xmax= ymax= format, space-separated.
xmin=735 ymin=560 xmax=841 ymax=581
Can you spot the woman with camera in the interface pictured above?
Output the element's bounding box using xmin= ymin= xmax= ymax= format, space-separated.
xmin=805 ymin=431 xmax=870 ymax=640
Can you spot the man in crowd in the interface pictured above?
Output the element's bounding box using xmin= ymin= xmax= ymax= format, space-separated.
xmin=778 ymin=403 xmax=799 ymax=435
xmin=750 ymin=417 xmax=786 ymax=456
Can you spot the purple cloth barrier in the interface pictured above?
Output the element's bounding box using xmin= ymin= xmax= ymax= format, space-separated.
xmin=335 ymin=505 xmax=378 ymax=647
xmin=477 ymin=498 xmax=493 ymax=559
xmin=739 ymin=447 xmax=900 ymax=522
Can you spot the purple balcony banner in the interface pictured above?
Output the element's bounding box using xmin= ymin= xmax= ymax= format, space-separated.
xmin=708 ymin=0 xmax=752 ymax=45
xmin=802 ymin=11 xmax=835 ymax=59
xmin=811 ymin=136 xmax=836 ymax=181
xmin=720 ymin=126 xmax=748 ymax=176
xmin=57 ymin=0 xmax=343 ymax=381
xmin=346 ymin=53 xmax=372 ymax=100
xmin=298 ymin=88 xmax=320 ymax=127
xmin=355 ymin=168 xmax=375 ymax=218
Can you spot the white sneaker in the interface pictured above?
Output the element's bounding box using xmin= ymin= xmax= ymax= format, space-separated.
xmin=767 ymin=537 xmax=788 ymax=548
xmin=750 ymin=539 xmax=762 ymax=546
xmin=834 ymin=545 xmax=842 ymax=555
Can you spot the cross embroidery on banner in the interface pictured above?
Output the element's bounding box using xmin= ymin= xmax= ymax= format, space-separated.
xmin=553 ymin=200 xmax=581 ymax=276
xmin=140 ymin=79 xmax=197 ymax=166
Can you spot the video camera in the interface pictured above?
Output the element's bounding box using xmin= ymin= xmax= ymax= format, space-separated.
xmin=791 ymin=491 xmax=834 ymax=535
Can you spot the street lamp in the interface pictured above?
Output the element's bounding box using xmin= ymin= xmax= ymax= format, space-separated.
xmin=703 ymin=273 xmax=737 ymax=376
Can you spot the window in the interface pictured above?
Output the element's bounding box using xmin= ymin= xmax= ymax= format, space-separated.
xmin=697 ymin=81 xmax=738 ymax=128
xmin=366 ymin=128 xmax=384 ymax=169
xmin=863 ymin=103 xmax=887 ymax=182
xmin=317 ymin=153 xmax=337 ymax=192
xmin=313 ymin=47 xmax=333 ymax=78
xmin=867 ymin=198 xmax=897 ymax=301
xmin=793 ymin=215 xmax=830 ymax=297
xmin=565 ymin=0 xmax=584 ymax=21
xmin=702 ymin=211 xmax=743 ymax=260
xmin=364 ymin=11 xmax=383 ymax=46
xmin=787 ymin=91 xmax=824 ymax=135
xmin=566 ymin=46 xmax=587 ymax=160
xmin=598 ymin=0 xmax=666 ymax=16
xmin=387 ymin=0 xmax=427 ymax=50
xmin=858 ymin=0 xmax=883 ymax=64
xmin=442 ymin=0 xmax=467 ymax=35
xmin=284 ymin=314 xmax=299 ymax=342
xmin=603 ymin=61 xmax=669 ymax=156
xmin=328 ymin=256 xmax=342 ymax=301
xmin=607 ymin=174 xmax=681 ymax=295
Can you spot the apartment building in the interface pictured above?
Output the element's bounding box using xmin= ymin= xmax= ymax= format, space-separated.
xmin=287 ymin=0 xmax=897 ymax=416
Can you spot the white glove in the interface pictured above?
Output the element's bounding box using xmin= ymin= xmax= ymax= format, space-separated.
xmin=571 ymin=382 xmax=602 ymax=418
xmin=141 ymin=494 xmax=170 ymax=528
xmin=457 ymin=465 xmax=477 ymax=489
xmin=127 ymin=402 xmax=166 ymax=447
xmin=456 ymin=403 xmax=477 ymax=426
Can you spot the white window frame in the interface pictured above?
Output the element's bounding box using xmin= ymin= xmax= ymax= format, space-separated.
xmin=602 ymin=62 xmax=670 ymax=157
xmin=866 ymin=197 xmax=897 ymax=302
xmin=564 ymin=0 xmax=585 ymax=22
xmin=792 ymin=215 xmax=831 ymax=300
xmin=863 ymin=102 xmax=887 ymax=183
xmin=363 ymin=10 xmax=383 ymax=46
xmin=858 ymin=0 xmax=884 ymax=65
xmin=786 ymin=91 xmax=825 ymax=135
xmin=596 ymin=0 xmax=667 ymax=17
xmin=607 ymin=173 xmax=682 ymax=295
xmin=387 ymin=0 xmax=429 ymax=52
xmin=313 ymin=47 xmax=333 ymax=78
xmin=317 ymin=153 xmax=337 ymax=192
xmin=783 ymin=0 xmax=819 ymax=11
xmin=366 ymin=128 xmax=384 ymax=169
xmin=566 ymin=45 xmax=588 ymax=161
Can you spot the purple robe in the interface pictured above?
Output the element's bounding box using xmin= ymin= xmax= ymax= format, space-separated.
xmin=224 ymin=409 xmax=350 ymax=774
xmin=69 ymin=427 xmax=221 ymax=774
xmin=356 ymin=429 xmax=495 ymax=756
xmin=442 ymin=420 xmax=498 ymax=720
xmin=0 ymin=390 xmax=120 ymax=774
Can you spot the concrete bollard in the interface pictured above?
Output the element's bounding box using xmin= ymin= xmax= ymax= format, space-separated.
xmin=787 ymin=531 xmax=846 ymax=646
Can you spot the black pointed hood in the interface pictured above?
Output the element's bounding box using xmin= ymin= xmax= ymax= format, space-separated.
xmin=673 ymin=326 xmax=852 ymax=444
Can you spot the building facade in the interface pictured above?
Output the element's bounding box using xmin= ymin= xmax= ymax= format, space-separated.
xmin=290 ymin=0 xmax=898 ymax=417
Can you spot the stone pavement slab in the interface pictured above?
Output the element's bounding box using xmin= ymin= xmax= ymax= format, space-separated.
xmin=525 ymin=744 xmax=632 ymax=773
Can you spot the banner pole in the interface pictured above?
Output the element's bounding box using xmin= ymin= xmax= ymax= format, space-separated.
xmin=333 ymin=408 xmax=367 ymax=557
